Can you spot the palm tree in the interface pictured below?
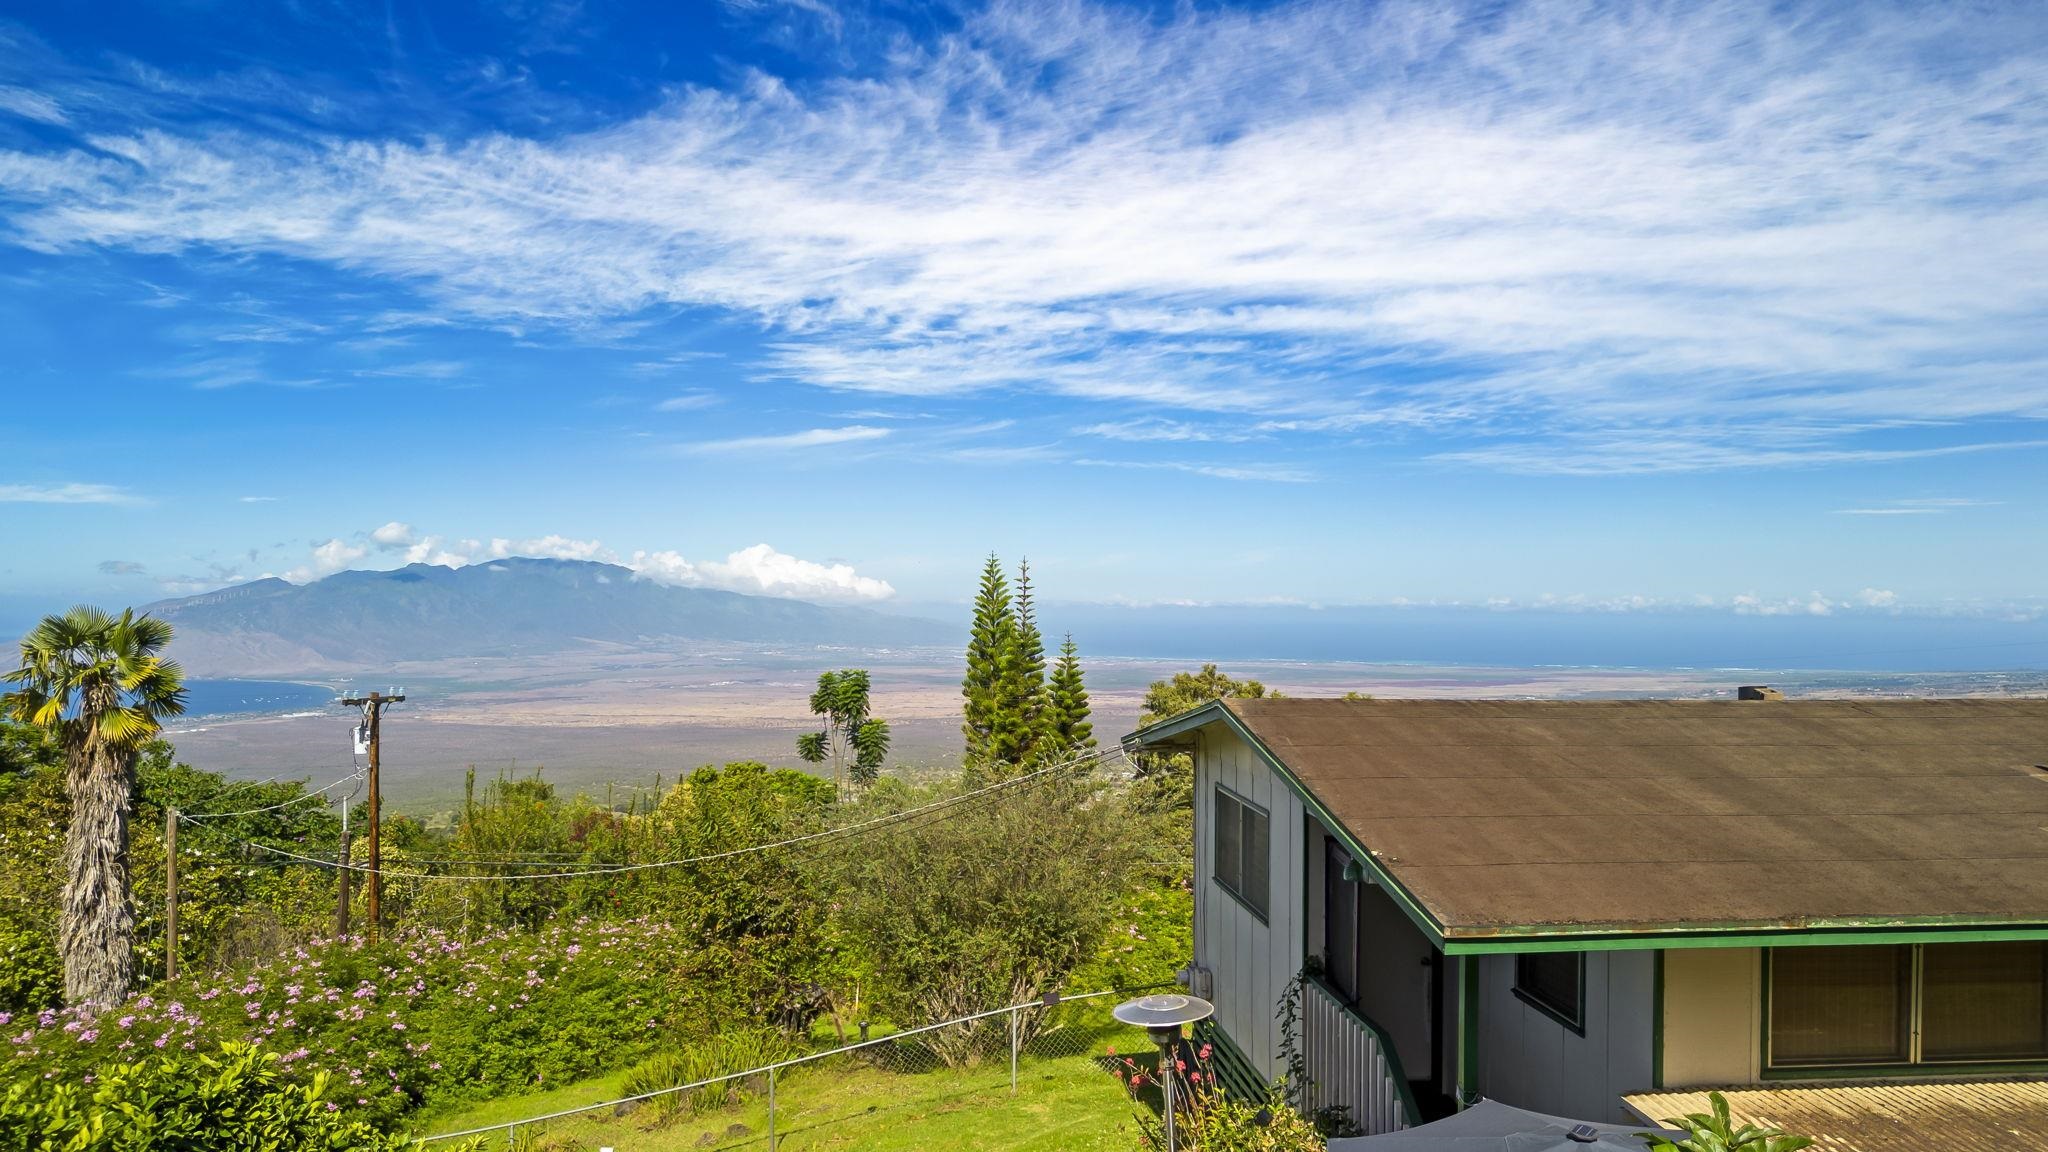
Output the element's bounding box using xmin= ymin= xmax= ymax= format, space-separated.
xmin=3 ymin=606 xmax=185 ymax=1013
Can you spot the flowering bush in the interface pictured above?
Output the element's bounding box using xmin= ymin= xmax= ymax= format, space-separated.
xmin=1113 ymin=1039 xmax=1325 ymax=1152
xmin=6 ymin=916 xmax=728 ymax=1128
xmin=0 ymin=1041 xmax=461 ymax=1151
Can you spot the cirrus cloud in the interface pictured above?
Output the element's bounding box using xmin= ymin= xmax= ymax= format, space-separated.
xmin=3 ymin=1 xmax=2046 ymax=473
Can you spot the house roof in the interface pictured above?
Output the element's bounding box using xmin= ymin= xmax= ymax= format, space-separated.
xmin=1131 ymin=697 xmax=2048 ymax=948
xmin=1624 ymin=1081 xmax=2048 ymax=1152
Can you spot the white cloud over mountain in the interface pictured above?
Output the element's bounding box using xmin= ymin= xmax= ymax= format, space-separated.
xmin=281 ymin=526 xmax=893 ymax=603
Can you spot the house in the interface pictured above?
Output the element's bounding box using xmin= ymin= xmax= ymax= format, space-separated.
xmin=1127 ymin=695 xmax=2048 ymax=1145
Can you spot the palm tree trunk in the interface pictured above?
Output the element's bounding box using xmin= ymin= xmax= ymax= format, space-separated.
xmin=60 ymin=738 xmax=135 ymax=1013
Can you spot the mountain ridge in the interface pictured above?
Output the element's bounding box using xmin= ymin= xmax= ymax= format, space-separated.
xmin=146 ymin=558 xmax=955 ymax=676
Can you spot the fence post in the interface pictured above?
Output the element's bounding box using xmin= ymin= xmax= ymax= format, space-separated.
xmin=767 ymin=1065 xmax=778 ymax=1151
xmin=1009 ymin=1005 xmax=1020 ymax=1094
xmin=506 ymin=1121 xmax=516 ymax=1150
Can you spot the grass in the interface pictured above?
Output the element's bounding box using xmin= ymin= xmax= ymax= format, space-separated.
xmin=412 ymin=1028 xmax=1142 ymax=1151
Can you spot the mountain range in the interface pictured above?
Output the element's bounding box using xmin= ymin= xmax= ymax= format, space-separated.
xmin=145 ymin=558 xmax=955 ymax=675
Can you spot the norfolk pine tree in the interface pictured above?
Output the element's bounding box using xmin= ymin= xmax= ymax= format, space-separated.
xmin=1004 ymin=559 xmax=1049 ymax=761
xmin=960 ymin=555 xmax=1015 ymax=771
xmin=1041 ymin=633 xmax=1095 ymax=755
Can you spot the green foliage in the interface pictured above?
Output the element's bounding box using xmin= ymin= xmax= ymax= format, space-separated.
xmin=618 ymin=1028 xmax=806 ymax=1122
xmin=0 ymin=726 xmax=353 ymax=1014
xmin=5 ymin=606 xmax=188 ymax=1010
xmin=963 ymin=555 xmax=1079 ymax=779
xmin=1644 ymin=1092 xmax=1815 ymax=1152
xmin=451 ymin=770 xmax=574 ymax=930
xmin=11 ymin=916 xmax=731 ymax=1130
xmin=962 ymin=555 xmax=1020 ymax=773
xmin=1133 ymin=665 xmax=1273 ymax=823
xmin=0 ymin=1041 xmax=418 ymax=1151
xmin=1041 ymin=633 xmax=1096 ymax=756
xmin=1137 ymin=665 xmax=1269 ymax=727
xmin=827 ymin=775 xmax=1125 ymax=1066
xmin=800 ymin=670 xmax=891 ymax=792
xmin=1115 ymin=1043 xmax=1324 ymax=1152
xmin=1069 ymin=880 xmax=1191 ymax=995
xmin=1007 ymin=560 xmax=1048 ymax=748
xmin=3 ymin=606 xmax=188 ymax=753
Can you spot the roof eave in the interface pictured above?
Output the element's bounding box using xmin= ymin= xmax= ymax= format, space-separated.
xmin=1121 ymin=698 xmax=1235 ymax=747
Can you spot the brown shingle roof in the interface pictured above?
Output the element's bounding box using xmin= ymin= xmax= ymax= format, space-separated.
xmin=1212 ymin=697 xmax=2048 ymax=938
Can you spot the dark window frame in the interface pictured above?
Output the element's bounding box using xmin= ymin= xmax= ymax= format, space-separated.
xmin=1762 ymin=942 xmax=2048 ymax=1074
xmin=1212 ymin=784 xmax=1270 ymax=923
xmin=1513 ymin=951 xmax=1586 ymax=1035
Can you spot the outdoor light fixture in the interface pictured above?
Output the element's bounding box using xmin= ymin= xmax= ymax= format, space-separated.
xmin=1113 ymin=993 xmax=1214 ymax=1152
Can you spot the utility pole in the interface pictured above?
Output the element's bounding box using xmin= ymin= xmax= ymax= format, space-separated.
xmin=164 ymin=807 xmax=178 ymax=982
xmin=336 ymin=798 xmax=352 ymax=938
xmin=339 ymin=689 xmax=403 ymax=944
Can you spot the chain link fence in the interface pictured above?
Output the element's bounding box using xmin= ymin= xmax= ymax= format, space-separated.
xmin=428 ymin=988 xmax=1151 ymax=1151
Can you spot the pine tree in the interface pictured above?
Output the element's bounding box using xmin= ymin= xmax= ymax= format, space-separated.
xmin=961 ymin=555 xmax=1015 ymax=768
xmin=1042 ymin=633 xmax=1095 ymax=755
xmin=1006 ymin=558 xmax=1048 ymax=762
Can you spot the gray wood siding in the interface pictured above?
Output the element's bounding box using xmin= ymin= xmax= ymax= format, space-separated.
xmin=1475 ymin=950 xmax=1657 ymax=1123
xmin=1193 ymin=724 xmax=1306 ymax=1079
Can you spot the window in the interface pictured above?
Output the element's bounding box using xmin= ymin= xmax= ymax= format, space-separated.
xmin=1768 ymin=942 xmax=2048 ymax=1069
xmin=1769 ymin=946 xmax=1912 ymax=1067
xmin=1514 ymin=952 xmax=1584 ymax=1032
xmin=1921 ymin=943 xmax=2048 ymax=1062
xmin=1213 ymin=786 xmax=1269 ymax=921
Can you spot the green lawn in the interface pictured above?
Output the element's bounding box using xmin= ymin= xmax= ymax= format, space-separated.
xmin=412 ymin=1041 xmax=1143 ymax=1151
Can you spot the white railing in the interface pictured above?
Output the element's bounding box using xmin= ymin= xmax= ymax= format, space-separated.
xmin=1302 ymin=973 xmax=1413 ymax=1135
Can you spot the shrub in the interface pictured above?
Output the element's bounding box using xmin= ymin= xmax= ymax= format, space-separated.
xmin=5 ymin=917 xmax=729 ymax=1128
xmin=0 ymin=1041 xmax=430 ymax=1151
xmin=1114 ymin=1039 xmax=1323 ymax=1152
xmin=1644 ymin=1091 xmax=1814 ymax=1152
xmin=827 ymin=775 xmax=1125 ymax=1066
xmin=618 ymin=1028 xmax=806 ymax=1122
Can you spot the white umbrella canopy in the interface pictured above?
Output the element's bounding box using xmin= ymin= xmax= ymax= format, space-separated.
xmin=1327 ymin=1099 xmax=1677 ymax=1152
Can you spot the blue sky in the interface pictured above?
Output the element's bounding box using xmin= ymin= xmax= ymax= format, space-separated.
xmin=0 ymin=0 xmax=2044 ymax=618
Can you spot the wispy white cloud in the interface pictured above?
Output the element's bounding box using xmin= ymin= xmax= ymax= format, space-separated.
xmin=1078 ymin=418 xmax=1254 ymax=443
xmin=0 ymin=85 xmax=66 ymax=126
xmin=679 ymin=425 xmax=889 ymax=453
xmin=654 ymin=391 xmax=719 ymax=412
xmin=0 ymin=482 xmax=143 ymax=505
xmin=1437 ymin=434 xmax=2048 ymax=476
xmin=4 ymin=1 xmax=2047 ymax=471
xmin=237 ymin=495 xmax=280 ymax=503
xmin=1073 ymin=458 xmax=1314 ymax=483
xmin=1832 ymin=495 xmax=2005 ymax=515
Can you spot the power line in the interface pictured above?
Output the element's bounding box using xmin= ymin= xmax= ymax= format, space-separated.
xmin=190 ymin=748 xmax=1121 ymax=883
xmin=176 ymin=768 xmax=364 ymax=821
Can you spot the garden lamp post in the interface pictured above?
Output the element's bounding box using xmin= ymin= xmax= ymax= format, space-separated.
xmin=1113 ymin=992 xmax=1214 ymax=1152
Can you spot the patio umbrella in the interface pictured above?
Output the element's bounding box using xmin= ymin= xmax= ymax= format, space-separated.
xmin=1327 ymin=1098 xmax=1679 ymax=1152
